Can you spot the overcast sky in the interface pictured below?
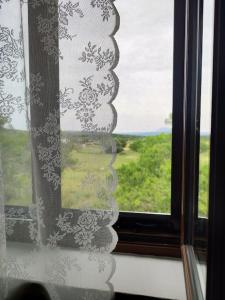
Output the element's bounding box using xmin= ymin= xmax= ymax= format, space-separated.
xmin=10 ymin=0 xmax=214 ymax=133
xmin=115 ymin=0 xmax=214 ymax=133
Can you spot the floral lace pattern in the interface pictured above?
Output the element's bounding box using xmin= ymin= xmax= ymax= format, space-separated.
xmin=0 ymin=22 xmax=25 ymax=122
xmin=32 ymin=110 xmax=61 ymax=190
xmin=0 ymin=25 xmax=24 ymax=81
xmin=0 ymin=0 xmax=119 ymax=298
xmin=79 ymin=42 xmax=115 ymax=71
xmin=28 ymin=73 xmax=44 ymax=106
xmin=0 ymin=87 xmax=23 ymax=121
xmin=29 ymin=0 xmax=84 ymax=62
xmin=91 ymin=0 xmax=115 ymax=21
xmin=58 ymin=74 xmax=115 ymax=132
xmin=75 ymin=75 xmax=115 ymax=131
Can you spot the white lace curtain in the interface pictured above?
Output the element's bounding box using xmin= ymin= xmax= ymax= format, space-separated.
xmin=0 ymin=0 xmax=119 ymax=299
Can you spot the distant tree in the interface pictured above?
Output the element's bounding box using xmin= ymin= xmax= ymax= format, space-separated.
xmin=105 ymin=136 xmax=127 ymax=153
xmin=130 ymin=139 xmax=142 ymax=152
xmin=115 ymin=137 xmax=127 ymax=153
xmin=0 ymin=116 xmax=7 ymax=128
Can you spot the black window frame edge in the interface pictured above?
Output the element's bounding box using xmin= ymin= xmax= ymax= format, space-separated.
xmin=183 ymin=0 xmax=204 ymax=246
xmin=206 ymin=0 xmax=225 ymax=298
xmin=183 ymin=0 xmax=225 ymax=299
xmin=180 ymin=0 xmax=207 ymax=298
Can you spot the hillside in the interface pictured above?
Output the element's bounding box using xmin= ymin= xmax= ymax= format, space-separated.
xmin=0 ymin=129 xmax=209 ymax=216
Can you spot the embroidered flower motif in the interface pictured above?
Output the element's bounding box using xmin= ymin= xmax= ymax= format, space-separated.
xmin=77 ymin=211 xmax=98 ymax=230
xmin=91 ymin=0 xmax=115 ymax=21
xmin=58 ymin=74 xmax=115 ymax=131
xmin=0 ymin=56 xmax=17 ymax=80
xmin=34 ymin=1 xmax=83 ymax=62
xmin=37 ymin=16 xmax=53 ymax=34
xmin=43 ymin=113 xmax=59 ymax=136
xmin=0 ymin=25 xmax=24 ymax=82
xmin=58 ymin=25 xmax=71 ymax=40
xmin=74 ymin=230 xmax=94 ymax=247
xmin=47 ymin=232 xmax=65 ymax=248
xmin=58 ymin=87 xmax=74 ymax=115
xmin=0 ymin=90 xmax=23 ymax=121
xmin=79 ymin=42 xmax=115 ymax=71
xmin=0 ymin=26 xmax=23 ymax=57
xmin=61 ymin=1 xmax=84 ymax=18
xmin=0 ymin=101 xmax=13 ymax=116
xmin=56 ymin=212 xmax=74 ymax=233
xmin=32 ymin=110 xmax=61 ymax=190
xmin=79 ymin=88 xmax=98 ymax=105
xmin=75 ymin=75 xmax=115 ymax=131
xmin=27 ymin=73 xmax=44 ymax=106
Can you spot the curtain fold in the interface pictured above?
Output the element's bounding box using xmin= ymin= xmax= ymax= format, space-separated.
xmin=0 ymin=0 xmax=119 ymax=299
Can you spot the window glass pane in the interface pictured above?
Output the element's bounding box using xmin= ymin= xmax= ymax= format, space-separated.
xmin=114 ymin=0 xmax=174 ymax=213
xmin=0 ymin=3 xmax=32 ymax=206
xmin=198 ymin=0 xmax=214 ymax=218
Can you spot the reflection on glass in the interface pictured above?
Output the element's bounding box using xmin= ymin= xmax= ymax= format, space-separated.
xmin=114 ymin=0 xmax=174 ymax=213
xmin=198 ymin=0 xmax=214 ymax=218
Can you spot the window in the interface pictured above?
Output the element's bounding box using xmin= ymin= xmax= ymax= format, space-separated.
xmin=3 ymin=0 xmax=209 ymax=260
xmin=4 ymin=0 xmax=184 ymax=252
xmin=115 ymin=0 xmax=187 ymax=253
xmin=57 ymin=0 xmax=174 ymax=215
xmin=115 ymin=0 xmax=174 ymax=214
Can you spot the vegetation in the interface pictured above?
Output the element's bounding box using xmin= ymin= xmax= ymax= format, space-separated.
xmin=115 ymin=134 xmax=209 ymax=216
xmin=0 ymin=128 xmax=32 ymax=205
xmin=115 ymin=134 xmax=172 ymax=212
xmin=0 ymin=127 xmax=209 ymax=216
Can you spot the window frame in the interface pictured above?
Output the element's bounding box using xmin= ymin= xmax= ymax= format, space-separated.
xmin=114 ymin=0 xmax=187 ymax=255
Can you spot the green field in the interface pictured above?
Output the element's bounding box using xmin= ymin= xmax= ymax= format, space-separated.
xmin=0 ymin=128 xmax=209 ymax=216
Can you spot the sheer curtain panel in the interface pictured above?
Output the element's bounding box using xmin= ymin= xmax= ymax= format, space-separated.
xmin=0 ymin=0 xmax=119 ymax=299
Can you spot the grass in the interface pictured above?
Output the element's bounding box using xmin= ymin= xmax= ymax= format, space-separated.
xmin=61 ymin=142 xmax=139 ymax=209
xmin=114 ymin=143 xmax=139 ymax=169
xmin=1 ymin=129 xmax=209 ymax=217
xmin=0 ymin=129 xmax=32 ymax=206
xmin=61 ymin=143 xmax=113 ymax=209
xmin=198 ymin=137 xmax=210 ymax=217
